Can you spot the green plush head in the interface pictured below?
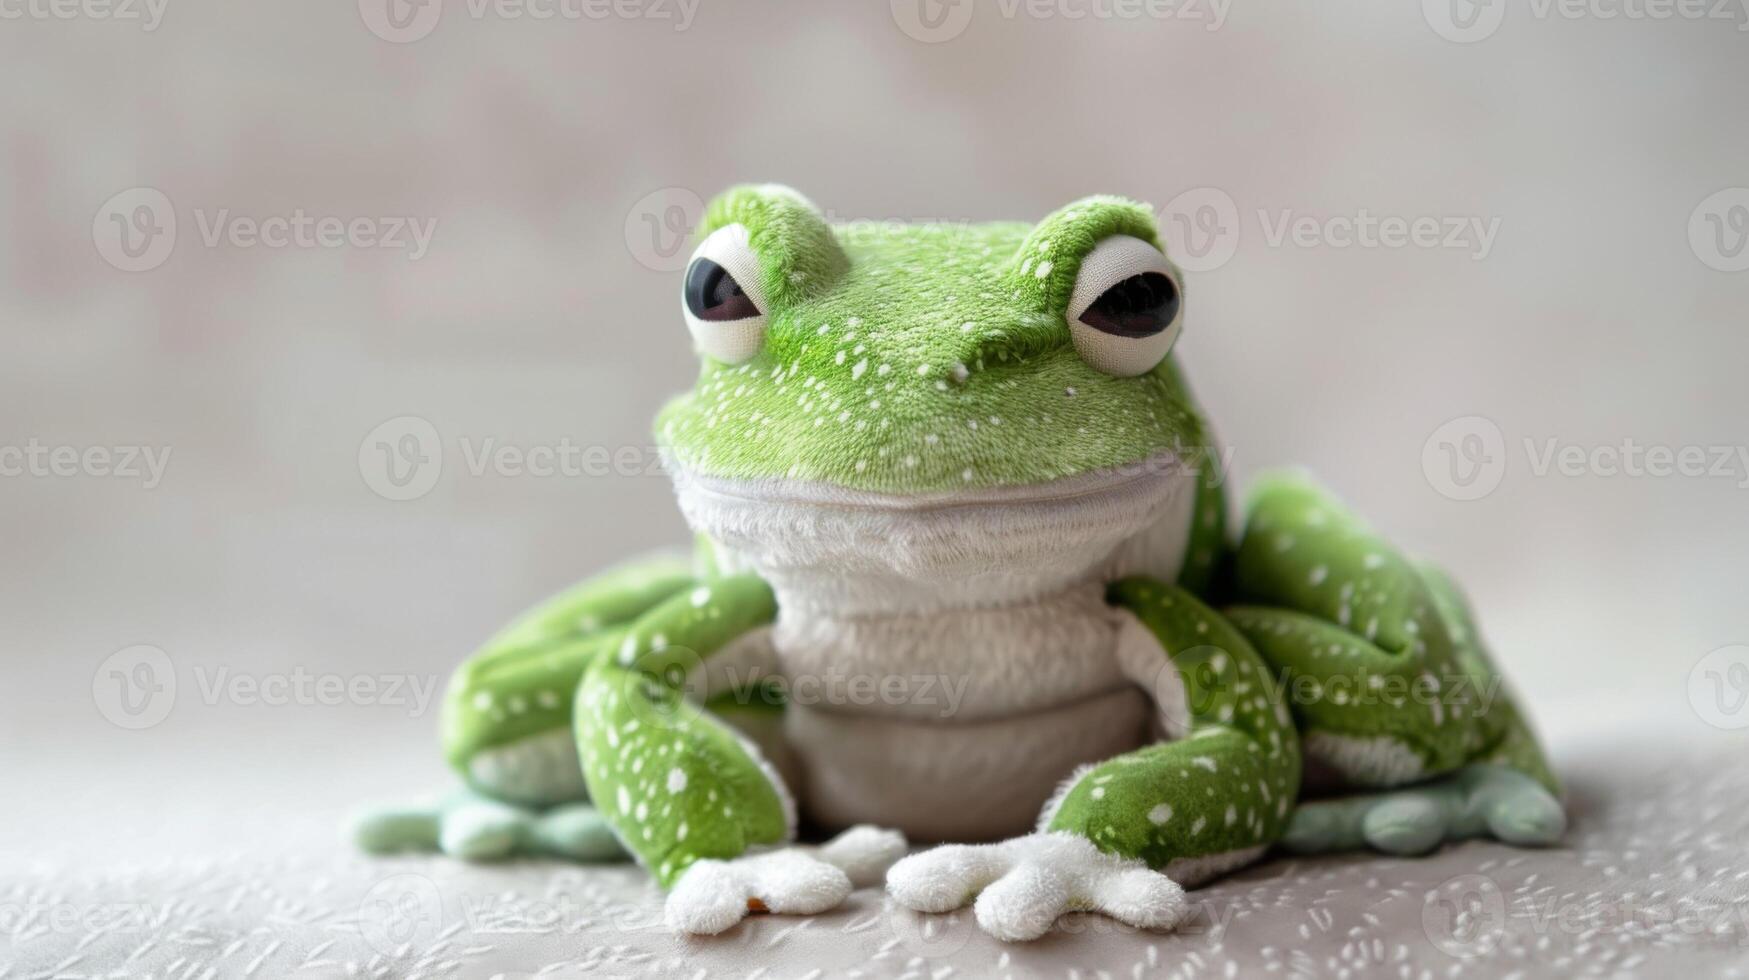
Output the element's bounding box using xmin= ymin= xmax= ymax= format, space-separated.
xmin=657 ymin=185 xmax=1210 ymax=494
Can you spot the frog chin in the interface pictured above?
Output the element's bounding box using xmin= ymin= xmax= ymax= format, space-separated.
xmin=666 ymin=450 xmax=1200 ymax=613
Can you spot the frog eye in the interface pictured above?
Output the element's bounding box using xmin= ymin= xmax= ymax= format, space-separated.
xmin=1065 ymin=235 xmax=1183 ymax=377
xmin=681 ymin=223 xmax=769 ymax=364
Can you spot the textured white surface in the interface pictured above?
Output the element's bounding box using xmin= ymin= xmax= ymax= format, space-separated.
xmin=5 ymin=726 xmax=1747 ymax=976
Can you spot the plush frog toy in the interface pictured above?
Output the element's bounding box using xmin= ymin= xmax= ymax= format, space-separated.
xmin=356 ymin=186 xmax=1565 ymax=942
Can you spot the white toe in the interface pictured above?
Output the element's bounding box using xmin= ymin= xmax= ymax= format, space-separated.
xmin=816 ymin=825 xmax=908 ymax=887
xmin=747 ymin=851 xmax=853 ymax=915
xmin=1089 ymin=867 xmax=1189 ymax=932
xmin=887 ymin=844 xmax=1009 ymax=914
xmin=665 ymin=861 xmax=750 ymax=935
xmin=973 ymin=863 xmax=1071 ymax=943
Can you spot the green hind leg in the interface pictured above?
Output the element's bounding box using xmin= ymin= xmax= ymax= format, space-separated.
xmin=352 ymin=551 xmax=698 ymax=860
xmin=1225 ymin=473 xmax=1564 ymax=857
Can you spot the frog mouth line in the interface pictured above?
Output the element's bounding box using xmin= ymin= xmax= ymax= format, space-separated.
xmin=665 ymin=449 xmax=1190 ymax=514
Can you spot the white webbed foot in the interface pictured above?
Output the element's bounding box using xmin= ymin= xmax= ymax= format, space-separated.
xmin=665 ymin=825 xmax=907 ymax=935
xmin=886 ymin=831 xmax=1189 ymax=942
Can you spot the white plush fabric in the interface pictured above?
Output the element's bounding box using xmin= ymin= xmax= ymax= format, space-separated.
xmin=887 ymin=831 xmax=1191 ymax=941
xmin=666 ymin=826 xmax=907 ymax=935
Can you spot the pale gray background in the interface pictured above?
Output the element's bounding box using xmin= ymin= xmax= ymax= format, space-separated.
xmin=4 ymin=1 xmax=1749 ymax=976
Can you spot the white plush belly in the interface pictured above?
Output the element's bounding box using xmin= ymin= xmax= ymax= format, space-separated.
xmin=787 ymin=686 xmax=1150 ymax=842
xmin=772 ymin=582 xmax=1131 ymax=721
xmin=768 ymin=585 xmax=1151 ymax=838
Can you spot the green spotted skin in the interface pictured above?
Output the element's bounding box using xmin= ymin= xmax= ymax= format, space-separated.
xmin=442 ymin=555 xmax=696 ymax=774
xmin=577 ymin=662 xmax=789 ymax=886
xmin=383 ymin=188 xmax=1560 ymax=890
xmin=657 ymin=188 xmax=1218 ymax=494
xmin=1049 ymin=582 xmax=1302 ymax=865
xmin=1225 ymin=474 xmax=1557 ymax=793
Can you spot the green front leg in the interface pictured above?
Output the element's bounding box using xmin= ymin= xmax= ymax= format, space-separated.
xmin=1046 ymin=579 xmax=1302 ymax=869
xmin=887 ymin=581 xmax=1301 ymax=941
xmin=574 ymin=573 xmax=791 ymax=886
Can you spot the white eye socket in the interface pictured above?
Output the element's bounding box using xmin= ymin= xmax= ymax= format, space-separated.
xmin=1065 ymin=235 xmax=1184 ymax=377
xmin=681 ymin=223 xmax=770 ymax=364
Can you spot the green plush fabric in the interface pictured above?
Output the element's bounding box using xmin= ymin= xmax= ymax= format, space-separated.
xmin=576 ymin=659 xmax=789 ymax=887
xmin=1226 ymin=473 xmax=1558 ymax=794
xmin=354 ymin=188 xmax=1563 ymax=937
xmin=441 ymin=553 xmax=696 ymax=775
xmin=658 ymin=187 xmax=1216 ymax=494
xmin=1048 ymin=581 xmax=1302 ymax=864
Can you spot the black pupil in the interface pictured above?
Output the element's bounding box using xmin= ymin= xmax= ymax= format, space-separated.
xmin=685 ymin=258 xmax=759 ymax=322
xmin=1079 ymin=272 xmax=1180 ymax=338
